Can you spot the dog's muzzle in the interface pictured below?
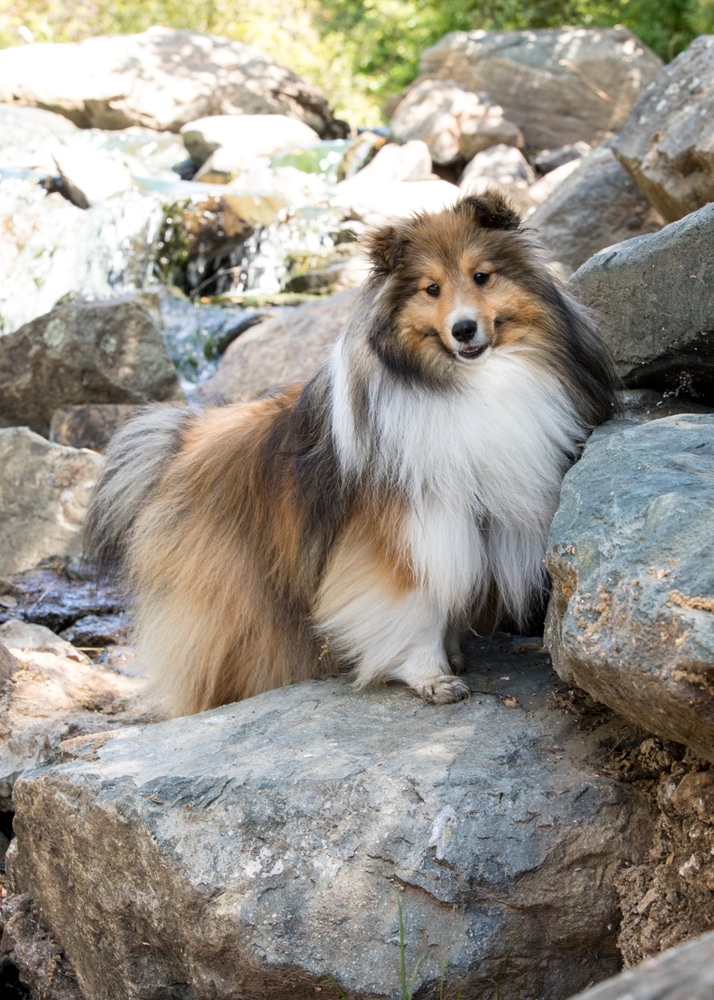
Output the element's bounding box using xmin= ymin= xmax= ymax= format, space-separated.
xmin=451 ymin=319 xmax=489 ymax=359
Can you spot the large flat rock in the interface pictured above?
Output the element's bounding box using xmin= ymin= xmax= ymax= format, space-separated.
xmin=6 ymin=638 xmax=653 ymax=1000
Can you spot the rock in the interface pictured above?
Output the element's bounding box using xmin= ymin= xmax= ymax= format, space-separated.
xmin=526 ymin=157 xmax=586 ymax=209
xmin=0 ymin=564 xmax=131 ymax=676
xmin=545 ymin=414 xmax=714 ymax=764
xmin=459 ymin=143 xmax=537 ymax=215
xmin=534 ymin=142 xmax=592 ymax=175
xmin=0 ymin=185 xmax=86 ymax=337
xmin=180 ymin=114 xmax=321 ymax=167
xmin=4 ymin=636 xmax=654 ymax=1000
xmin=0 ymin=641 xmax=19 ymax=682
xmin=282 ymin=251 xmax=370 ymax=297
xmin=0 ymin=28 xmax=342 ymax=137
xmin=49 ymin=403 xmax=139 ymax=452
xmin=197 ymin=290 xmax=358 ymax=402
xmin=0 ymin=102 xmax=78 ymax=175
xmin=389 ymin=79 xmax=523 ymax=166
xmin=0 ymin=297 xmax=184 ymax=435
xmin=347 ymin=140 xmax=433 ymax=183
xmin=566 ymin=929 xmax=714 ymax=1000
xmin=528 ymin=146 xmax=664 ymax=275
xmin=0 ymin=429 xmax=102 ymax=576
xmin=0 ymin=620 xmax=154 ymax=812
xmin=414 ymin=27 xmax=663 ymax=149
xmin=331 ymin=177 xmax=460 ymax=227
xmin=611 ymin=35 xmax=714 ymax=222
xmin=2 ymin=893 xmax=82 ymax=1000
xmin=568 ymin=201 xmax=714 ymax=402
xmin=52 ymin=142 xmax=134 ymax=208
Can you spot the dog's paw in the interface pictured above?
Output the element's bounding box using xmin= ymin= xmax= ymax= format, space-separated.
xmin=414 ymin=675 xmax=471 ymax=704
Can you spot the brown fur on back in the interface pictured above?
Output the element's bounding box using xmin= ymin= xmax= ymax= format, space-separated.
xmin=126 ymin=387 xmax=339 ymax=711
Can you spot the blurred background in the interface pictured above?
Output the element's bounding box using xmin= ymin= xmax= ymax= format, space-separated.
xmin=2 ymin=0 xmax=714 ymax=123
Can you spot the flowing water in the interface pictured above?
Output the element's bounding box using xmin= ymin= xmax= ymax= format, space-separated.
xmin=1 ymin=121 xmax=355 ymax=384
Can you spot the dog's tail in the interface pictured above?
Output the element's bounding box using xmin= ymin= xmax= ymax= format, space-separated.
xmin=83 ymin=404 xmax=192 ymax=575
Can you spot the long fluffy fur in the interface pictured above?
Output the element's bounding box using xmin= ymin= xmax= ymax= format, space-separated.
xmin=84 ymin=193 xmax=620 ymax=715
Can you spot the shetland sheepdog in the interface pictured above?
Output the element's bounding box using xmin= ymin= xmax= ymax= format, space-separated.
xmin=85 ymin=192 xmax=619 ymax=716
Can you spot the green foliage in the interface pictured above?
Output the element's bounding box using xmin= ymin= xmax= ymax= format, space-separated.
xmin=0 ymin=0 xmax=712 ymax=122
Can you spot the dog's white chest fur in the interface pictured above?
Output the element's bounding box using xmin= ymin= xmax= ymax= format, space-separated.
xmin=332 ymin=346 xmax=585 ymax=621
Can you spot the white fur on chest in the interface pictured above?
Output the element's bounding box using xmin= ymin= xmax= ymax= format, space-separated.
xmin=332 ymin=345 xmax=586 ymax=617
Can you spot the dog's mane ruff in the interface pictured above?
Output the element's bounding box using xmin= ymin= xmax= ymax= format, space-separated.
xmin=511 ymin=249 xmax=621 ymax=426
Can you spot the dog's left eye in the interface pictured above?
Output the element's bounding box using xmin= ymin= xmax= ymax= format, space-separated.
xmin=474 ymin=272 xmax=491 ymax=286
xmin=425 ymin=283 xmax=441 ymax=298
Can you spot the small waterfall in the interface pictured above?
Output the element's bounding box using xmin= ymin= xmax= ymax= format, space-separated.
xmin=1 ymin=129 xmax=356 ymax=382
xmin=76 ymin=189 xmax=168 ymax=300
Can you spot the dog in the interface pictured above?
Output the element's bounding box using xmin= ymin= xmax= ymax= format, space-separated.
xmin=85 ymin=192 xmax=620 ymax=716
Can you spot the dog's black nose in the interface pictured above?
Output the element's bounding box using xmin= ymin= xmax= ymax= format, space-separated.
xmin=452 ymin=319 xmax=479 ymax=343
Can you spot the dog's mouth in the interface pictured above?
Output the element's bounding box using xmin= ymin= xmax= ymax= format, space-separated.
xmin=457 ymin=342 xmax=489 ymax=360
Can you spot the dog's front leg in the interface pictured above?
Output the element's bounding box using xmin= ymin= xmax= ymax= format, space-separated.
xmin=315 ymin=545 xmax=470 ymax=704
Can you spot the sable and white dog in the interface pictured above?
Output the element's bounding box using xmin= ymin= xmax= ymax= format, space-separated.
xmin=85 ymin=192 xmax=619 ymax=715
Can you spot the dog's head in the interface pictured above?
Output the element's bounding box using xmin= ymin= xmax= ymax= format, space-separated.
xmin=361 ymin=191 xmax=560 ymax=375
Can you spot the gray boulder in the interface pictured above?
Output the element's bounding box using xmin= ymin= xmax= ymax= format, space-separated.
xmin=331 ymin=176 xmax=460 ymax=227
xmin=4 ymin=637 xmax=654 ymax=1000
xmin=414 ymin=27 xmax=663 ymax=148
xmin=0 ymin=297 xmax=184 ymax=436
xmin=0 ymin=102 xmax=78 ymax=175
xmin=52 ymin=143 xmax=134 ymax=209
xmin=0 ymin=429 xmax=102 ymax=576
xmin=568 ymin=201 xmax=714 ymax=400
xmin=389 ymin=79 xmax=523 ymax=166
xmin=347 ymin=139 xmax=434 ymax=183
xmin=527 ymin=157 xmax=584 ymax=209
xmin=566 ymin=929 xmax=714 ymax=1000
xmin=459 ymin=143 xmax=537 ymax=215
xmin=180 ymin=113 xmax=321 ymax=167
xmin=0 ymin=620 xmax=151 ymax=811
xmin=0 ymin=27 xmax=341 ymax=136
xmin=529 ymin=145 xmax=664 ymax=276
xmin=198 ymin=290 xmax=358 ymax=402
xmin=534 ymin=142 xmax=592 ymax=175
xmin=611 ymin=35 xmax=714 ymax=222
xmin=545 ymin=415 xmax=714 ymax=763
xmin=0 ymin=185 xmax=86 ymax=337
xmin=49 ymin=403 xmax=138 ymax=452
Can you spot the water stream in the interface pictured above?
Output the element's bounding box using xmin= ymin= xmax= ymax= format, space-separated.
xmin=1 ymin=120 xmax=358 ymax=385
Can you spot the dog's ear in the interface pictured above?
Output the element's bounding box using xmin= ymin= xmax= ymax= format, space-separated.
xmin=362 ymin=223 xmax=404 ymax=275
xmin=456 ymin=191 xmax=521 ymax=231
